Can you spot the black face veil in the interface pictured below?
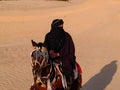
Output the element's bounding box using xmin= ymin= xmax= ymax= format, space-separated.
xmin=48 ymin=19 xmax=66 ymax=52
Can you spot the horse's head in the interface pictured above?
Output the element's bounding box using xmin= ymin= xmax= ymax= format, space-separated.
xmin=30 ymin=40 xmax=49 ymax=70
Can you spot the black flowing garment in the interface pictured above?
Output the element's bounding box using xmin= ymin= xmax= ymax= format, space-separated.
xmin=44 ymin=27 xmax=66 ymax=53
xmin=44 ymin=27 xmax=76 ymax=76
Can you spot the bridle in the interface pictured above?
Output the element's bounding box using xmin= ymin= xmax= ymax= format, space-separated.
xmin=30 ymin=46 xmax=48 ymax=70
xmin=30 ymin=46 xmax=54 ymax=84
xmin=30 ymin=43 xmax=67 ymax=89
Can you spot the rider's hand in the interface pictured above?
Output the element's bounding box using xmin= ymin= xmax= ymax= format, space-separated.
xmin=49 ymin=50 xmax=59 ymax=59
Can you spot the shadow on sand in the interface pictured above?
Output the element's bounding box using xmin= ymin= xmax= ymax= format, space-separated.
xmin=82 ymin=60 xmax=117 ymax=90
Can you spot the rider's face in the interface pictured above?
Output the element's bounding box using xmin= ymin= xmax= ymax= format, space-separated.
xmin=58 ymin=24 xmax=63 ymax=27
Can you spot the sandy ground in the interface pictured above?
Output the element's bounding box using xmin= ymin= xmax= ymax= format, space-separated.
xmin=0 ymin=0 xmax=120 ymax=90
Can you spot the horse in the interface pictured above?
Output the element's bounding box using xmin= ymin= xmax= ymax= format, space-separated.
xmin=30 ymin=40 xmax=82 ymax=90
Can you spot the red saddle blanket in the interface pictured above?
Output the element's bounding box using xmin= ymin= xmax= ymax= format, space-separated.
xmin=76 ymin=62 xmax=82 ymax=74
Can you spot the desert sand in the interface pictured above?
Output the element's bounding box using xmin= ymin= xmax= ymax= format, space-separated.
xmin=0 ymin=0 xmax=120 ymax=90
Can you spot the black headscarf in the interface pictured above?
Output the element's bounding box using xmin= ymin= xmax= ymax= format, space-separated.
xmin=46 ymin=19 xmax=66 ymax=52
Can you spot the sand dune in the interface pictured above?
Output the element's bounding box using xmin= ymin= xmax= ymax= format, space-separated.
xmin=0 ymin=0 xmax=120 ymax=90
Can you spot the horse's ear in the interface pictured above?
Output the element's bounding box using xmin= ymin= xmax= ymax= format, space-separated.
xmin=31 ymin=40 xmax=38 ymax=47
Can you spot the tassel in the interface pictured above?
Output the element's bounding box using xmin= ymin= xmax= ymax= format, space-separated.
xmin=47 ymin=79 xmax=52 ymax=90
xmin=61 ymin=75 xmax=67 ymax=89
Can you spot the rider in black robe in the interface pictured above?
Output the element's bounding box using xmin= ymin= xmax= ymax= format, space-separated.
xmin=44 ymin=19 xmax=76 ymax=88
